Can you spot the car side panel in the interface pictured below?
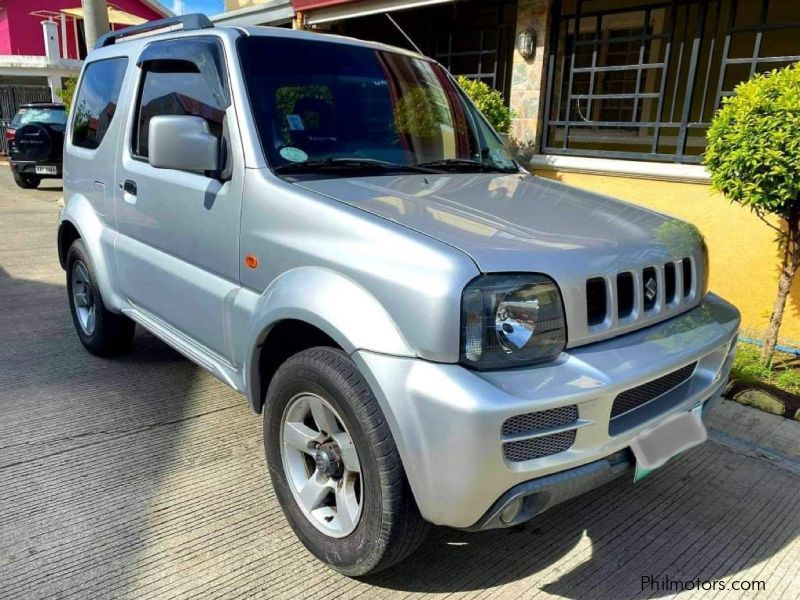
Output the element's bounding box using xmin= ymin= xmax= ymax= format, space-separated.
xmin=61 ymin=54 xmax=134 ymax=312
xmin=236 ymin=168 xmax=480 ymax=366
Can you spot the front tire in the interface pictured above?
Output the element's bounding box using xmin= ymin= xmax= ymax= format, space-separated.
xmin=264 ymin=347 xmax=428 ymax=576
xmin=13 ymin=171 xmax=40 ymax=189
xmin=66 ymin=239 xmax=135 ymax=356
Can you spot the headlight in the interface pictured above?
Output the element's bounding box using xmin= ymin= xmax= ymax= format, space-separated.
xmin=461 ymin=274 xmax=566 ymax=370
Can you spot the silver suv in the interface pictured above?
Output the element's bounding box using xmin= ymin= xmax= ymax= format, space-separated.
xmin=58 ymin=15 xmax=740 ymax=576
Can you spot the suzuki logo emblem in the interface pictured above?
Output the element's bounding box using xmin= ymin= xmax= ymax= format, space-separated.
xmin=644 ymin=277 xmax=657 ymax=302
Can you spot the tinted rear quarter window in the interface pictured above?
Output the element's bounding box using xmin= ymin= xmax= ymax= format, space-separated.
xmin=71 ymin=57 xmax=128 ymax=149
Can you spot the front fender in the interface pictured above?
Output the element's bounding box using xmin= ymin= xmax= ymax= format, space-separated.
xmin=59 ymin=193 xmax=125 ymax=311
xmin=242 ymin=266 xmax=415 ymax=410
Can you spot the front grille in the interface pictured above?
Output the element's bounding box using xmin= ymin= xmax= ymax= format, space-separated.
xmin=617 ymin=272 xmax=635 ymax=318
xmin=502 ymin=405 xmax=578 ymax=436
xmin=664 ymin=262 xmax=677 ymax=304
xmin=642 ymin=266 xmax=658 ymax=311
xmin=682 ymin=258 xmax=693 ymax=298
xmin=586 ymin=278 xmax=607 ymax=326
xmin=610 ymin=362 xmax=697 ymax=419
xmin=584 ymin=257 xmax=695 ymax=327
xmin=503 ymin=430 xmax=577 ymax=462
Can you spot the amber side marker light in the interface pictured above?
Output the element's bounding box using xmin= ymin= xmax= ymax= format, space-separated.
xmin=245 ymin=255 xmax=259 ymax=269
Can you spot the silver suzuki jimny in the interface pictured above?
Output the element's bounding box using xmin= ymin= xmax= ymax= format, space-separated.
xmin=58 ymin=15 xmax=740 ymax=576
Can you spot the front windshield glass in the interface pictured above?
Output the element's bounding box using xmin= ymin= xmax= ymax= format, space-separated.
xmin=237 ymin=36 xmax=518 ymax=176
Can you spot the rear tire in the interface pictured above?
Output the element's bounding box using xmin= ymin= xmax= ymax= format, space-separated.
xmin=264 ymin=347 xmax=428 ymax=576
xmin=66 ymin=239 xmax=135 ymax=356
xmin=13 ymin=171 xmax=40 ymax=189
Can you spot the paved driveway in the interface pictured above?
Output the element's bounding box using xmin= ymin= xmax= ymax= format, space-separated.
xmin=1 ymin=167 xmax=798 ymax=599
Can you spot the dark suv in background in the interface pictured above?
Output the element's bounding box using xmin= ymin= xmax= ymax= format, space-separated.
xmin=7 ymin=102 xmax=66 ymax=188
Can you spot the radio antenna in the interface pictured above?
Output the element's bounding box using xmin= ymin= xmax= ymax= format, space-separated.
xmin=386 ymin=13 xmax=423 ymax=54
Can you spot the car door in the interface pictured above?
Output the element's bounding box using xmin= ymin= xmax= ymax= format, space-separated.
xmin=114 ymin=37 xmax=243 ymax=363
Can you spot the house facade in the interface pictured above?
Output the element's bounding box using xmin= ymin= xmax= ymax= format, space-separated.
xmin=1 ymin=1 xmax=168 ymax=60
xmin=221 ymin=0 xmax=800 ymax=347
xmin=0 ymin=0 xmax=169 ymax=101
xmin=0 ymin=1 xmax=169 ymax=151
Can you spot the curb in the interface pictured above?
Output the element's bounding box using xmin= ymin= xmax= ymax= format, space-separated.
xmin=706 ymin=398 xmax=800 ymax=475
xmin=727 ymin=380 xmax=800 ymax=421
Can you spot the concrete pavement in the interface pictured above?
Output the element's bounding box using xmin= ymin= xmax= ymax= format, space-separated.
xmin=0 ymin=167 xmax=798 ymax=599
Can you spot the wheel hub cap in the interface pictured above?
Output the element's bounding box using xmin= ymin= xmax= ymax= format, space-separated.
xmin=315 ymin=443 xmax=343 ymax=479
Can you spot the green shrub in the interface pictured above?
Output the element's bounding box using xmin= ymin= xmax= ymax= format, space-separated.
xmin=456 ymin=76 xmax=513 ymax=133
xmin=58 ymin=76 xmax=78 ymax=111
xmin=731 ymin=342 xmax=800 ymax=395
xmin=705 ymin=63 xmax=800 ymax=365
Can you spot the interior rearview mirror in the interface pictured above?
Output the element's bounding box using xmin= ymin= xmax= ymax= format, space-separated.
xmin=148 ymin=115 xmax=219 ymax=173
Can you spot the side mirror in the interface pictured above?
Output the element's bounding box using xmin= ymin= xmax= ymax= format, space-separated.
xmin=148 ymin=115 xmax=219 ymax=173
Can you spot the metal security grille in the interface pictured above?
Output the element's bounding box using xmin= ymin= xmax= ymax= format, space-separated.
xmin=433 ymin=22 xmax=516 ymax=99
xmin=0 ymin=85 xmax=53 ymax=155
xmin=335 ymin=0 xmax=517 ymax=101
xmin=542 ymin=0 xmax=800 ymax=163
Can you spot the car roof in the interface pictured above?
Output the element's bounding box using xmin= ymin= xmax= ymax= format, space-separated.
xmin=86 ymin=23 xmax=430 ymax=64
xmin=239 ymin=26 xmax=430 ymax=61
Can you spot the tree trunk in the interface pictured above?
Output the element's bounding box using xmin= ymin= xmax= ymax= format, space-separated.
xmin=761 ymin=210 xmax=800 ymax=366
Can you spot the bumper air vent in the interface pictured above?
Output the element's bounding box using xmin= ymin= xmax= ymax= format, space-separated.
xmin=610 ymin=362 xmax=697 ymax=420
xmin=501 ymin=405 xmax=580 ymax=462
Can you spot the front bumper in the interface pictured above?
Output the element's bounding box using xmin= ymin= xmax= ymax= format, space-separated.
xmin=352 ymin=293 xmax=740 ymax=529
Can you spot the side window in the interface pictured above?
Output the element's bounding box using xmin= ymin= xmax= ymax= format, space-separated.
xmin=71 ymin=58 xmax=128 ymax=149
xmin=133 ymin=39 xmax=229 ymax=159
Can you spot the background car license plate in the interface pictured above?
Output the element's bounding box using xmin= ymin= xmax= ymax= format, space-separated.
xmin=632 ymin=405 xmax=706 ymax=482
xmin=35 ymin=166 xmax=57 ymax=175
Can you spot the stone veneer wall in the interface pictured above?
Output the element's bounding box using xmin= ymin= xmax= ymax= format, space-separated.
xmin=509 ymin=0 xmax=552 ymax=154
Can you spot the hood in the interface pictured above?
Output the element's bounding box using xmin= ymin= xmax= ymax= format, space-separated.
xmin=295 ymin=173 xmax=701 ymax=276
xmin=296 ymin=173 xmax=707 ymax=348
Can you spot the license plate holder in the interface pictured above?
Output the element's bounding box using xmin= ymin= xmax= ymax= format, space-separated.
xmin=632 ymin=405 xmax=706 ymax=482
xmin=35 ymin=165 xmax=57 ymax=175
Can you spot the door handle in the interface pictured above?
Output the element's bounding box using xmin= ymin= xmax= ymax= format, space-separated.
xmin=121 ymin=180 xmax=137 ymax=195
xmin=120 ymin=179 xmax=137 ymax=204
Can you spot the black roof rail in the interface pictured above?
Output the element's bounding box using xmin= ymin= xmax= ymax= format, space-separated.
xmin=95 ymin=13 xmax=214 ymax=49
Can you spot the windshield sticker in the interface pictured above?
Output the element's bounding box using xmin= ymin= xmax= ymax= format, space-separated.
xmin=286 ymin=114 xmax=304 ymax=131
xmin=279 ymin=146 xmax=309 ymax=163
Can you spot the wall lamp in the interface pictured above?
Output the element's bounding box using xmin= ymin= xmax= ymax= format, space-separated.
xmin=515 ymin=29 xmax=537 ymax=61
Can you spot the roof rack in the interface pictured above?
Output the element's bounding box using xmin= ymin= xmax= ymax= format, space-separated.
xmin=95 ymin=13 xmax=214 ymax=49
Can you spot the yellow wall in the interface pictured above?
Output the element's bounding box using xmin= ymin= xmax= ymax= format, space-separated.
xmin=535 ymin=170 xmax=800 ymax=347
xmin=225 ymin=0 xmax=268 ymax=10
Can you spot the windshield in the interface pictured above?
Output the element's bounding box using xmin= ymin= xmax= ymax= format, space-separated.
xmin=11 ymin=107 xmax=67 ymax=129
xmin=237 ymin=36 xmax=518 ymax=177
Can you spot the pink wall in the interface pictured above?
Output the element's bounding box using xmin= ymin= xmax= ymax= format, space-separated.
xmin=0 ymin=5 xmax=12 ymax=55
xmin=2 ymin=1 xmax=167 ymax=58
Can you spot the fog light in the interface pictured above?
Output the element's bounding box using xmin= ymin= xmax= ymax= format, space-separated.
xmin=500 ymin=497 xmax=523 ymax=524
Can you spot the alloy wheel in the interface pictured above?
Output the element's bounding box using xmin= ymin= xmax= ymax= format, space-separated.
xmin=71 ymin=261 xmax=96 ymax=335
xmin=280 ymin=393 xmax=363 ymax=538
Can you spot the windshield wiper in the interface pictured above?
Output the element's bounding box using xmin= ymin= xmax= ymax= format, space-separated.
xmin=274 ymin=157 xmax=438 ymax=174
xmin=413 ymin=158 xmax=517 ymax=173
